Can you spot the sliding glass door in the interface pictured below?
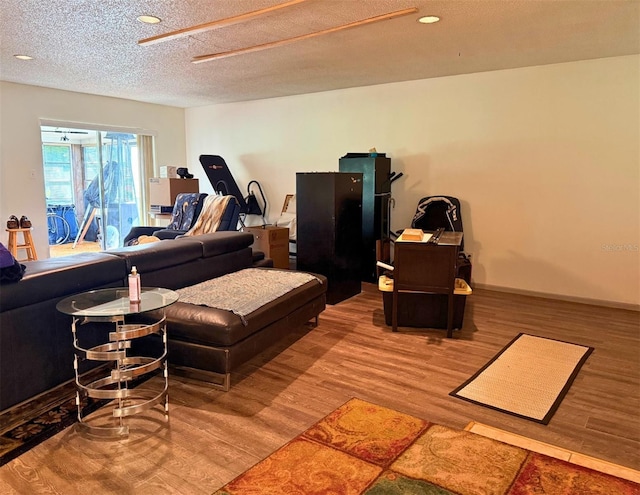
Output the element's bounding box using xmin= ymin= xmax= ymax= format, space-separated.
xmin=41 ymin=125 xmax=152 ymax=254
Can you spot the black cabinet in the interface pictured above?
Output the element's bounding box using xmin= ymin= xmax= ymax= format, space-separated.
xmin=339 ymin=155 xmax=391 ymax=282
xmin=296 ymin=172 xmax=363 ymax=305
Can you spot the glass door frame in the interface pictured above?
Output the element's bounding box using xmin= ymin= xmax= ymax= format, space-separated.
xmin=40 ymin=120 xmax=155 ymax=253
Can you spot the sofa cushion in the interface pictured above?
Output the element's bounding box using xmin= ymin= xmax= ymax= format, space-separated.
xmin=0 ymin=252 xmax=126 ymax=312
xmin=107 ymin=237 xmax=203 ymax=273
xmin=177 ymin=231 xmax=254 ymax=258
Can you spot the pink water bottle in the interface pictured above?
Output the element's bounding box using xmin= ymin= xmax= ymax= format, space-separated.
xmin=128 ymin=266 xmax=141 ymax=303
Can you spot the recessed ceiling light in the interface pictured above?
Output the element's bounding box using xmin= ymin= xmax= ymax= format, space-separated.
xmin=418 ymin=15 xmax=440 ymax=24
xmin=137 ymin=15 xmax=162 ymax=24
xmin=14 ymin=54 xmax=34 ymax=60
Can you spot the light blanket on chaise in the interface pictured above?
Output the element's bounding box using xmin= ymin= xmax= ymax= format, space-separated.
xmin=177 ymin=268 xmax=320 ymax=324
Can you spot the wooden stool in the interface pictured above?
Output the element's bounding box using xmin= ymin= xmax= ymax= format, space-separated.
xmin=6 ymin=228 xmax=38 ymax=261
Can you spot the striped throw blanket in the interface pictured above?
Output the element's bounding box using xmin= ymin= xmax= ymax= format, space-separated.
xmin=184 ymin=194 xmax=233 ymax=236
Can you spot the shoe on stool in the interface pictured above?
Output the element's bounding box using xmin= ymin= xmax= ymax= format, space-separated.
xmin=7 ymin=215 xmax=19 ymax=229
xmin=19 ymin=216 xmax=32 ymax=228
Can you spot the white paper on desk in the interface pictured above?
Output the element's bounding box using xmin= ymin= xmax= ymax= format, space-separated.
xmin=397 ymin=232 xmax=433 ymax=243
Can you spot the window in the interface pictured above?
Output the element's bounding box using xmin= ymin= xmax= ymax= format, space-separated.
xmin=82 ymin=146 xmax=100 ymax=190
xmin=42 ymin=144 xmax=73 ymax=204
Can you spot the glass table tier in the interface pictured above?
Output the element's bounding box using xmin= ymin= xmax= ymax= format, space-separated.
xmin=57 ymin=287 xmax=178 ymax=317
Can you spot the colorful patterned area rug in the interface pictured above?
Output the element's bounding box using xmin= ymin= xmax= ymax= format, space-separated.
xmin=450 ymin=333 xmax=594 ymax=424
xmin=214 ymin=398 xmax=639 ymax=495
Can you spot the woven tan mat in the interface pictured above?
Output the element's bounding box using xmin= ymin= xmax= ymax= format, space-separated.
xmin=450 ymin=333 xmax=593 ymax=424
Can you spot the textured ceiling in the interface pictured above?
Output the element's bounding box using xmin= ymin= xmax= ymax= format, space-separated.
xmin=1 ymin=0 xmax=638 ymax=108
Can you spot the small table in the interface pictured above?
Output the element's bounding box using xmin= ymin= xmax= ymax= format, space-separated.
xmin=56 ymin=287 xmax=178 ymax=437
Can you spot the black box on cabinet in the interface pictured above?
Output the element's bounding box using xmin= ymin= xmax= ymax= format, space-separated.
xmin=296 ymin=172 xmax=363 ymax=305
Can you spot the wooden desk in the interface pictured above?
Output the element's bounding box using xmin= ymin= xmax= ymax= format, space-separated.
xmin=392 ymin=232 xmax=463 ymax=337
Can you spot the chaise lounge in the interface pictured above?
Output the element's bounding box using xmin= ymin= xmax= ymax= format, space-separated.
xmin=122 ymin=192 xmax=240 ymax=245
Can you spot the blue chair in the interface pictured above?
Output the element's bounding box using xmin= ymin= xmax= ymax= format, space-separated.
xmin=124 ymin=194 xmax=241 ymax=245
xmin=123 ymin=192 xmax=208 ymax=245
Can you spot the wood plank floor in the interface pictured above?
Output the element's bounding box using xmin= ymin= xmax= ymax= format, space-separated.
xmin=1 ymin=284 xmax=638 ymax=494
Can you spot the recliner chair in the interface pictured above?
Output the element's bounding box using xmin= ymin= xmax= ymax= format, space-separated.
xmin=124 ymin=192 xmax=239 ymax=245
xmin=178 ymin=194 xmax=240 ymax=237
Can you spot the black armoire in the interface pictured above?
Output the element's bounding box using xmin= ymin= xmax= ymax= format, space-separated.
xmin=338 ymin=154 xmax=391 ymax=282
xmin=296 ymin=172 xmax=363 ymax=305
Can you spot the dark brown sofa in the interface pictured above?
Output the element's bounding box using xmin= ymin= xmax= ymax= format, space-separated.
xmin=0 ymin=231 xmax=326 ymax=412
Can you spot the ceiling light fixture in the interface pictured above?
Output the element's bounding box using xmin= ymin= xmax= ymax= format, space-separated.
xmin=418 ymin=15 xmax=440 ymax=24
xmin=139 ymin=0 xmax=307 ymax=46
xmin=137 ymin=15 xmax=162 ymax=24
xmin=193 ymin=7 xmax=419 ymax=64
xmin=14 ymin=54 xmax=34 ymax=60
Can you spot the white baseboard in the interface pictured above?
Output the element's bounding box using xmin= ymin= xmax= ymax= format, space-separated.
xmin=473 ymin=283 xmax=640 ymax=312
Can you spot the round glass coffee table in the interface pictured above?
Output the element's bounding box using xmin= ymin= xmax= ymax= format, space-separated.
xmin=57 ymin=287 xmax=178 ymax=437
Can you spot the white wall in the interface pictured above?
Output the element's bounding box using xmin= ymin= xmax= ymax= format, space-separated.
xmin=186 ymin=55 xmax=640 ymax=307
xmin=0 ymin=82 xmax=186 ymax=258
